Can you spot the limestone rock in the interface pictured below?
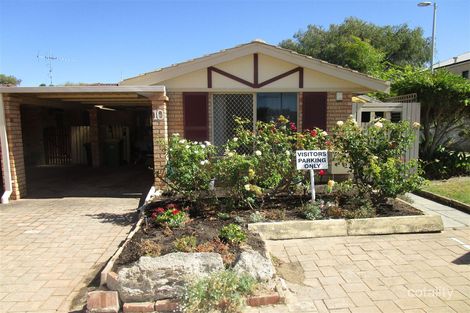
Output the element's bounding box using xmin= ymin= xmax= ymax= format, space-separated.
xmin=233 ymin=250 xmax=275 ymax=282
xmin=108 ymin=252 xmax=224 ymax=302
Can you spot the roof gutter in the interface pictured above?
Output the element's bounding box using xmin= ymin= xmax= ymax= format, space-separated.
xmin=0 ymin=94 xmax=12 ymax=203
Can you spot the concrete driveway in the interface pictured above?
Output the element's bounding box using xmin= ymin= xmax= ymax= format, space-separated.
xmin=0 ymin=197 xmax=140 ymax=313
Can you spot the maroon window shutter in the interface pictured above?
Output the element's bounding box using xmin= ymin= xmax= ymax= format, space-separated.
xmin=183 ymin=93 xmax=209 ymax=141
xmin=302 ymin=92 xmax=327 ymax=130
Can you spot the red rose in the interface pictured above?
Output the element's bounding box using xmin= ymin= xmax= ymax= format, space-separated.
xmin=319 ymin=170 xmax=326 ymax=176
xmin=290 ymin=122 xmax=297 ymax=132
xmin=310 ymin=130 xmax=317 ymax=137
xmin=151 ymin=212 xmax=157 ymax=219
xmin=172 ymin=209 xmax=180 ymax=215
xmin=156 ymin=207 xmax=165 ymax=214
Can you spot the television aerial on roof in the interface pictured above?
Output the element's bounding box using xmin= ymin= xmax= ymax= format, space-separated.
xmin=36 ymin=51 xmax=71 ymax=86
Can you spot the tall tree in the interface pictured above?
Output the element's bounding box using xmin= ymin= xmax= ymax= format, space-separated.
xmin=280 ymin=17 xmax=431 ymax=74
xmin=0 ymin=74 xmax=21 ymax=86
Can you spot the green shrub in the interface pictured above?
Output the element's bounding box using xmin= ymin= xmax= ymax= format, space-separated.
xmin=181 ymin=270 xmax=257 ymax=313
xmin=151 ymin=206 xmax=189 ymax=228
xmin=422 ymin=146 xmax=470 ymax=179
xmin=219 ymin=224 xmax=247 ymax=245
xmin=164 ymin=134 xmax=217 ymax=201
xmin=332 ymin=117 xmax=425 ymax=205
xmin=214 ymin=116 xmax=330 ymax=209
xmin=174 ymin=235 xmax=197 ymax=252
xmin=217 ymin=212 xmax=231 ymax=220
xmin=249 ymin=211 xmax=264 ymax=223
xmin=301 ymin=201 xmax=323 ymax=220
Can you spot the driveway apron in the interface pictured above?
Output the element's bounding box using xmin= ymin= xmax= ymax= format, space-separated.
xmin=0 ymin=196 xmax=139 ymax=313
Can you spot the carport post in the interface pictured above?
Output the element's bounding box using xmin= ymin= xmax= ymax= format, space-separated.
xmin=0 ymin=94 xmax=27 ymax=200
xmin=0 ymin=94 xmax=13 ymax=203
xmin=88 ymin=108 xmax=101 ymax=168
xmin=150 ymin=94 xmax=169 ymax=190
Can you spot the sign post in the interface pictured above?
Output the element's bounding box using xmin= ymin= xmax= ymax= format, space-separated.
xmin=309 ymin=169 xmax=315 ymax=202
xmin=296 ymin=150 xmax=328 ymax=202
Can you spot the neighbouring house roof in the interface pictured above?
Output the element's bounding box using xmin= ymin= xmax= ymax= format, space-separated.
xmin=352 ymin=95 xmax=382 ymax=103
xmin=120 ymin=40 xmax=390 ymax=93
xmin=434 ymin=52 xmax=470 ymax=68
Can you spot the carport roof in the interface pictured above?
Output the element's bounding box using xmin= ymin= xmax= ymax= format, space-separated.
xmin=0 ymin=85 xmax=166 ymax=108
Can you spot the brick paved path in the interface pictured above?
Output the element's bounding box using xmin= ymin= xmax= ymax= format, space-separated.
xmin=247 ymin=228 xmax=470 ymax=313
xmin=0 ymin=197 xmax=140 ymax=313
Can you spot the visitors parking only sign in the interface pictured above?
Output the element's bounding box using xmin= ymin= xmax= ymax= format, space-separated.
xmin=296 ymin=150 xmax=328 ymax=170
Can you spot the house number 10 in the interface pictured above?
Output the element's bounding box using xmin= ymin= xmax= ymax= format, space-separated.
xmin=152 ymin=109 xmax=165 ymax=121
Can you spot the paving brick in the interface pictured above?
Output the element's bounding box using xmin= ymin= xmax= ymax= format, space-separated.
xmin=154 ymin=299 xmax=178 ymax=312
xmin=86 ymin=291 xmax=119 ymax=313
xmin=123 ymin=302 xmax=155 ymax=313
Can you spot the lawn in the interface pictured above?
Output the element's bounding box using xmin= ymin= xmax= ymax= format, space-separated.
xmin=422 ymin=176 xmax=470 ymax=205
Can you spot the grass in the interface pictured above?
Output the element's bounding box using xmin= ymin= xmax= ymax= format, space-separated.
xmin=422 ymin=176 xmax=470 ymax=205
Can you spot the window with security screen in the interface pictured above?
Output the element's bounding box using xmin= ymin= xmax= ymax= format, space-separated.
xmin=212 ymin=94 xmax=254 ymax=146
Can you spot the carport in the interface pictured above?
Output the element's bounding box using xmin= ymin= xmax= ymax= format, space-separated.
xmin=0 ymin=86 xmax=168 ymax=202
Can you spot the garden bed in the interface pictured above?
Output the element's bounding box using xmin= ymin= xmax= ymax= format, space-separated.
xmin=114 ymin=213 xmax=266 ymax=268
xmin=115 ymin=195 xmax=422 ymax=267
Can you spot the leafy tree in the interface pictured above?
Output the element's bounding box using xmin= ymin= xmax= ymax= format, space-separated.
xmin=333 ymin=36 xmax=385 ymax=75
xmin=390 ymin=67 xmax=470 ymax=161
xmin=280 ymin=17 xmax=431 ymax=73
xmin=0 ymin=74 xmax=21 ymax=86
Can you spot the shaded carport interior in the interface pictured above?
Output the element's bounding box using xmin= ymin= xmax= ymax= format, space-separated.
xmin=0 ymin=86 xmax=166 ymax=201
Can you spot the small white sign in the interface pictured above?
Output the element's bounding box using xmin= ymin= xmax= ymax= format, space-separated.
xmin=296 ymin=150 xmax=328 ymax=170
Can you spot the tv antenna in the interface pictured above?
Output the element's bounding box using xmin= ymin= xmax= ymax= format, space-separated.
xmin=36 ymin=51 xmax=69 ymax=86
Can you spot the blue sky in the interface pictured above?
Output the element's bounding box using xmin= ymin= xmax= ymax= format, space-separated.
xmin=1 ymin=0 xmax=469 ymax=86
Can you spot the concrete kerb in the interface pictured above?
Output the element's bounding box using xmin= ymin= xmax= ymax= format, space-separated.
xmin=414 ymin=189 xmax=470 ymax=215
xmin=249 ymin=199 xmax=444 ymax=240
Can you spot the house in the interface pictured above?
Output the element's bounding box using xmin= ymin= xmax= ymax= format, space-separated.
xmin=0 ymin=40 xmax=390 ymax=202
xmin=434 ymin=52 xmax=470 ymax=79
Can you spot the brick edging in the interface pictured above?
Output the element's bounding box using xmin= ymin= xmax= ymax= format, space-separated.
xmin=414 ymin=190 xmax=470 ymax=215
xmin=121 ymin=293 xmax=283 ymax=312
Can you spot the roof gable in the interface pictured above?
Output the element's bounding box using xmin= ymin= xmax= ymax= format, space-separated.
xmin=120 ymin=41 xmax=389 ymax=92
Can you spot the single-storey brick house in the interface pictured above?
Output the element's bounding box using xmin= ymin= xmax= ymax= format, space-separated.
xmin=0 ymin=40 xmax=390 ymax=202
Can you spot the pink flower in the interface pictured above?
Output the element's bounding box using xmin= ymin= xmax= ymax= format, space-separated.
xmin=310 ymin=130 xmax=317 ymax=137
xmin=319 ymin=170 xmax=326 ymax=176
xmin=156 ymin=207 xmax=165 ymax=214
xmin=151 ymin=212 xmax=157 ymax=219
